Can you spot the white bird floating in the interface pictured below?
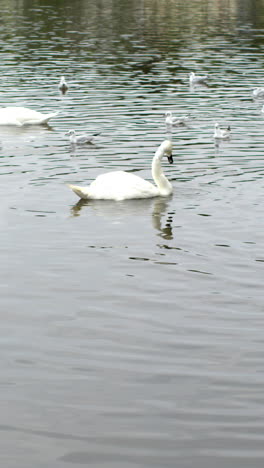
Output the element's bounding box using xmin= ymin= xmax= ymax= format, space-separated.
xmin=165 ymin=111 xmax=189 ymax=127
xmin=65 ymin=129 xmax=100 ymax=145
xmin=58 ymin=76 xmax=68 ymax=93
xmin=189 ymin=71 xmax=208 ymax=86
xmin=0 ymin=107 xmax=58 ymax=126
xmin=213 ymin=122 xmax=231 ymax=139
xmin=252 ymin=87 xmax=264 ymax=99
xmin=68 ymin=139 xmax=173 ymax=201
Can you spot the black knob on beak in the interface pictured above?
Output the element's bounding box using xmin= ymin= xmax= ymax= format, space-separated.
xmin=167 ymin=154 xmax=173 ymax=164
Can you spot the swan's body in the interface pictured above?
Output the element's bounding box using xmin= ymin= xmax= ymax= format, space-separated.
xmin=65 ymin=129 xmax=99 ymax=145
xmin=252 ymin=87 xmax=264 ymax=98
xmin=165 ymin=111 xmax=189 ymax=127
xmin=0 ymin=107 xmax=58 ymax=126
xmin=68 ymin=139 xmax=173 ymax=201
xmin=213 ymin=123 xmax=231 ymax=139
xmin=59 ymin=76 xmax=68 ymax=93
xmin=189 ymin=71 xmax=208 ymax=86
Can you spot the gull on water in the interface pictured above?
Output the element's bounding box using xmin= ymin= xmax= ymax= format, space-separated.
xmin=213 ymin=122 xmax=231 ymax=139
xmin=252 ymin=87 xmax=264 ymax=99
xmin=165 ymin=111 xmax=189 ymax=127
xmin=68 ymin=139 xmax=173 ymax=201
xmin=189 ymin=71 xmax=208 ymax=86
xmin=58 ymin=76 xmax=68 ymax=93
xmin=65 ymin=129 xmax=100 ymax=145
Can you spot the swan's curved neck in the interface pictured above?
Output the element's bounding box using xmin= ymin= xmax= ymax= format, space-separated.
xmin=152 ymin=145 xmax=172 ymax=195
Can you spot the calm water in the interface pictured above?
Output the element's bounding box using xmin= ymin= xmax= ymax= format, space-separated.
xmin=1 ymin=0 xmax=264 ymax=467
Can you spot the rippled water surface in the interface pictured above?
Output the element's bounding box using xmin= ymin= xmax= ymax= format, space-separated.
xmin=1 ymin=0 xmax=264 ymax=467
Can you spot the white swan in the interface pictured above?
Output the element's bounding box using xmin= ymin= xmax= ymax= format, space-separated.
xmin=65 ymin=129 xmax=99 ymax=145
xmin=58 ymin=76 xmax=68 ymax=93
xmin=165 ymin=111 xmax=189 ymax=127
xmin=252 ymin=87 xmax=264 ymax=99
xmin=189 ymin=71 xmax=208 ymax=86
xmin=213 ymin=122 xmax=231 ymax=139
xmin=0 ymin=107 xmax=58 ymax=126
xmin=68 ymin=139 xmax=173 ymax=201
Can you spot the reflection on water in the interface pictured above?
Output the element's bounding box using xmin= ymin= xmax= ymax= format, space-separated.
xmin=71 ymin=196 xmax=174 ymax=241
xmin=1 ymin=1 xmax=264 ymax=468
xmin=151 ymin=197 xmax=174 ymax=240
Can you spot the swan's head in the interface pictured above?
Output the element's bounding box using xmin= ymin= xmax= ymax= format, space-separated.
xmin=214 ymin=122 xmax=219 ymax=128
xmin=159 ymin=139 xmax=173 ymax=164
xmin=165 ymin=111 xmax=172 ymax=117
xmin=189 ymin=72 xmax=195 ymax=79
xmin=65 ymin=130 xmax=76 ymax=136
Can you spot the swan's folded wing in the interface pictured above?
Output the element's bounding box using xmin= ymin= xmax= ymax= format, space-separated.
xmin=0 ymin=107 xmax=58 ymax=125
xmin=89 ymin=171 xmax=159 ymax=200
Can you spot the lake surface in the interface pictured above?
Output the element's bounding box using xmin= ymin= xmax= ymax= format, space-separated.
xmin=1 ymin=0 xmax=264 ymax=467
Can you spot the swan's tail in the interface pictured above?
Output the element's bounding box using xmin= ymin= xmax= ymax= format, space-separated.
xmin=41 ymin=111 xmax=59 ymax=124
xmin=67 ymin=184 xmax=89 ymax=199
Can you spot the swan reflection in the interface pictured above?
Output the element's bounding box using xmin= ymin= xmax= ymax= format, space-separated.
xmin=0 ymin=124 xmax=55 ymax=138
xmin=151 ymin=198 xmax=174 ymax=240
xmin=70 ymin=197 xmax=174 ymax=240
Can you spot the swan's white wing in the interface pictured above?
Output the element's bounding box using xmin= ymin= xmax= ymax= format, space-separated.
xmin=1 ymin=107 xmax=42 ymax=121
xmin=11 ymin=107 xmax=58 ymax=124
xmin=0 ymin=107 xmax=28 ymax=125
xmin=0 ymin=108 xmax=22 ymax=126
xmin=0 ymin=107 xmax=58 ymax=125
xmin=89 ymin=171 xmax=159 ymax=200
